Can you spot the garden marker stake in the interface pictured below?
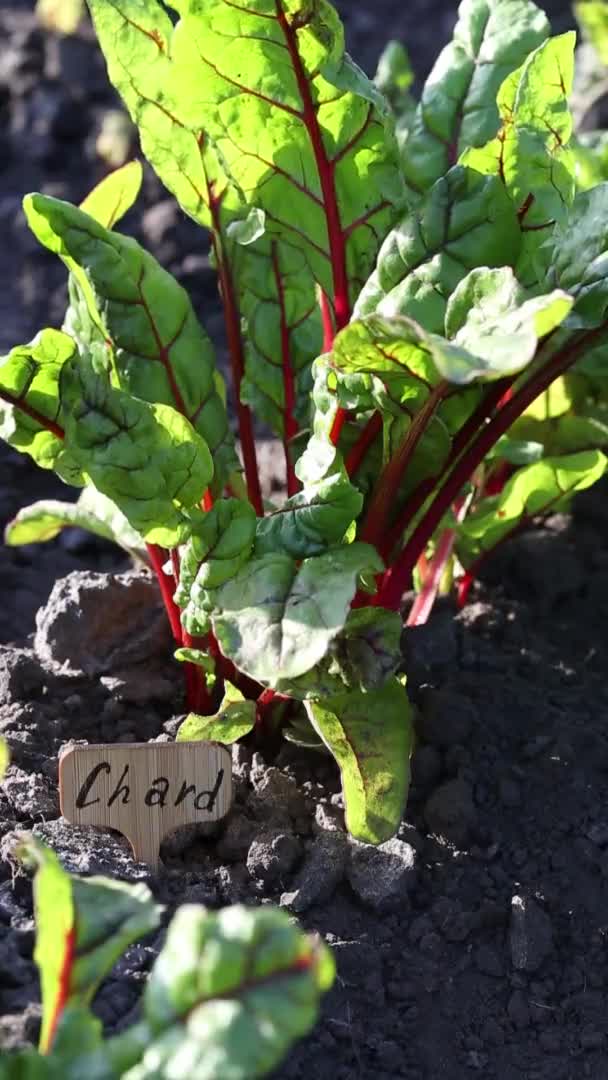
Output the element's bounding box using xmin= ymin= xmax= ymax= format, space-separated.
xmin=59 ymin=742 xmax=232 ymax=869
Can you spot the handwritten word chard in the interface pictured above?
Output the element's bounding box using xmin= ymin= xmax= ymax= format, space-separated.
xmin=4 ymin=0 xmax=608 ymax=849
xmin=0 ymin=837 xmax=333 ymax=1079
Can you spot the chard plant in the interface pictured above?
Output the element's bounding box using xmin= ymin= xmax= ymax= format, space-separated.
xmin=0 ymin=836 xmax=332 ymax=1079
xmin=3 ymin=0 xmax=608 ymax=844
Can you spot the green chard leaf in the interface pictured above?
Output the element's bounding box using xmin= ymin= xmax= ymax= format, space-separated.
xmin=255 ymin=474 xmax=363 ymax=559
xmin=177 ymin=682 xmax=256 ymax=744
xmin=86 ymin=0 xmax=405 ymax=437
xmin=431 ymin=266 xmax=573 ymax=383
xmin=374 ymin=41 xmax=416 ymax=141
xmin=16 ymin=837 xmax=160 ymax=1055
xmin=209 ymin=544 xmax=383 ymax=686
xmin=402 ymin=0 xmax=549 ymax=199
xmin=61 ymin=357 xmax=213 ymax=546
xmin=79 ymin=160 xmax=143 ymax=229
xmin=575 ymin=0 xmax=608 ymax=64
xmin=457 ymin=449 xmax=608 ymax=565
xmin=0 ymin=329 xmax=82 ymax=484
xmin=537 ymin=184 xmax=608 ymax=326
xmin=277 ymin=607 xmax=403 ymax=700
xmin=5 ymin=487 xmax=147 ymax=562
xmin=175 ymin=499 xmax=257 ymax=635
xmin=355 ymin=166 xmax=520 ymax=331
xmin=307 ymin=676 xmax=414 ymax=844
xmin=24 ymin=194 xmax=239 ymax=493
xmin=461 ymin=33 xmax=576 ymax=280
xmin=132 ymin=903 xmax=334 ymax=1080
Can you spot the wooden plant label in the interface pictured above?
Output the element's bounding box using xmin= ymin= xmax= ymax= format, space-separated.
xmin=59 ymin=741 xmax=232 ymax=869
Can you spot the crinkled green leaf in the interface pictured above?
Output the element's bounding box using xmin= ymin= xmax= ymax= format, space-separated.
xmin=402 ymin=0 xmax=549 ymax=199
xmin=130 ymin=903 xmax=334 ymax=1080
xmin=5 ymin=487 xmax=146 ymax=562
xmin=277 ymin=607 xmax=402 ymax=700
xmin=461 ymin=34 xmax=576 ymax=279
xmin=374 ymin=41 xmax=416 ymax=139
xmin=430 ymin=266 xmax=573 ymax=383
xmin=306 ymin=676 xmax=414 ymax=844
xmin=177 ymin=682 xmax=256 ymax=744
xmin=210 ymin=544 xmax=383 ymax=685
xmin=0 ymin=329 xmax=82 ymax=484
xmin=16 ymin=837 xmax=160 ymax=1055
xmin=537 ymin=183 xmax=608 ymax=326
xmin=79 ymin=160 xmax=143 ymax=229
xmin=87 ymin=0 xmax=404 ymax=437
xmin=24 ymin=194 xmax=239 ymax=492
xmin=175 ymin=499 xmax=257 ymax=635
xmin=61 ymin=358 xmax=212 ymax=546
xmin=355 ymin=166 xmax=520 ymax=332
xmin=255 ymin=474 xmax=363 ymax=559
xmin=457 ymin=449 xmax=608 ymax=565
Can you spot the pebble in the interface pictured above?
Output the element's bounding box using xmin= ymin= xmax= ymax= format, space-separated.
xmin=347 ymin=837 xmax=417 ymax=913
xmin=246 ymin=830 xmax=301 ymax=886
xmin=280 ymin=831 xmax=348 ymax=913
xmin=510 ymin=895 xmax=554 ymax=973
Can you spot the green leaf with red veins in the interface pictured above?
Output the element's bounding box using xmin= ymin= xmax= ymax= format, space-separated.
xmin=456 ymin=449 xmax=607 ymax=566
xmin=177 ymin=681 xmax=256 ymax=744
xmin=61 ymin=357 xmax=213 ymax=546
xmin=355 ymin=167 xmax=520 ymax=332
xmin=4 ymin=487 xmax=146 ymax=562
xmin=401 ymin=0 xmax=549 ymax=201
xmin=536 ymin=184 xmax=608 ymax=327
xmin=0 ymin=329 xmax=82 ymax=484
xmin=24 ymin=194 xmax=239 ymax=495
xmin=461 ymin=33 xmax=576 ymax=282
xmin=306 ymin=676 xmax=414 ymax=844
xmin=255 ymin=473 xmax=363 ymax=559
xmin=79 ymin=160 xmax=143 ymax=228
xmin=86 ymin=0 xmax=404 ymax=436
xmin=16 ymin=837 xmax=160 ymax=1055
xmin=209 ymin=543 xmax=383 ymax=685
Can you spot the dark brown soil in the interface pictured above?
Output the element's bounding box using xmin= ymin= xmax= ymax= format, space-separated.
xmin=3 ymin=4 xmax=608 ymax=1080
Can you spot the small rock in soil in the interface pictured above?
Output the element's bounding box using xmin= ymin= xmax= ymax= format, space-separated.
xmin=313 ymin=801 xmax=345 ymax=833
xmin=347 ymin=837 xmax=417 ymax=913
xmin=1 ymin=768 xmax=58 ymax=820
xmin=423 ymin=778 xmax=476 ymax=848
xmin=0 ymin=648 xmax=45 ymax=701
xmin=246 ymin=829 xmax=302 ymax=886
xmin=510 ymin=895 xmax=554 ymax=973
xmin=280 ymin=831 xmax=348 ymax=913
xmin=34 ymin=569 xmax=170 ymax=677
xmin=251 ymin=767 xmax=307 ymax=824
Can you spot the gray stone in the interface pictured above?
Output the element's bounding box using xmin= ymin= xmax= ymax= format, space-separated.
xmin=1 ymin=767 xmax=58 ymax=819
xmin=34 ymin=570 xmax=170 ymax=678
xmin=280 ymin=831 xmax=348 ymax=913
xmin=251 ymin=767 xmax=307 ymax=824
xmin=246 ymin=830 xmax=302 ymax=886
xmin=510 ymin=895 xmax=554 ymax=973
xmin=0 ymin=647 xmax=44 ymax=703
xmin=424 ymin=778 xmax=476 ymax=848
xmin=347 ymin=837 xmax=417 ymax=912
xmin=313 ymin=801 xmax=345 ymax=833
xmin=231 ymin=742 xmax=253 ymax=783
